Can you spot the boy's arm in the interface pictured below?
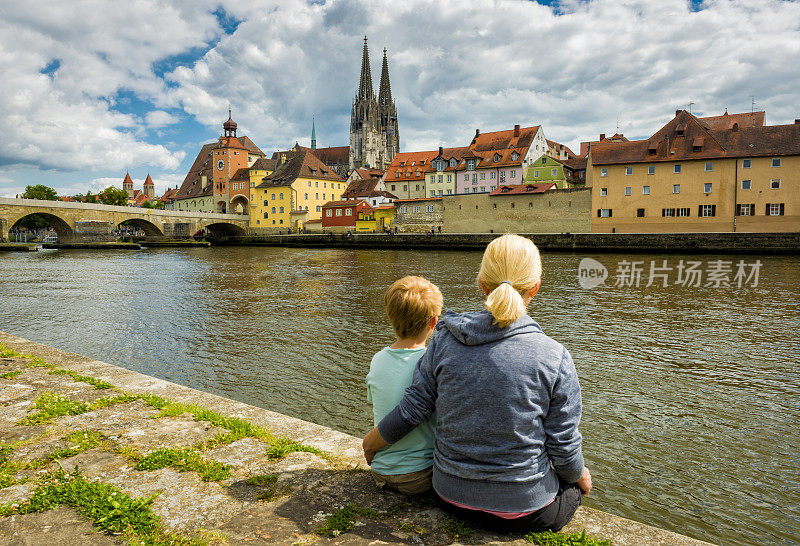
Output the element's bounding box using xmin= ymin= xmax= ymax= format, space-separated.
xmin=543 ymin=347 xmax=585 ymax=483
xmin=375 ymin=336 xmax=439 ymax=445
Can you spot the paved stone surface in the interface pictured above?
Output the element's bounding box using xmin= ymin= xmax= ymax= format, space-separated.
xmin=0 ymin=331 xmax=716 ymax=545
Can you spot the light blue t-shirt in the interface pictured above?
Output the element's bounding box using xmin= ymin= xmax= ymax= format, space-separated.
xmin=366 ymin=347 xmax=436 ymax=475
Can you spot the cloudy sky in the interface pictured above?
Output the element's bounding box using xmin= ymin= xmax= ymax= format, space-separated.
xmin=1 ymin=0 xmax=799 ymax=198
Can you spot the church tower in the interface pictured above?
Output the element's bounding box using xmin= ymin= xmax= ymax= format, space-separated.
xmin=378 ymin=48 xmax=399 ymax=167
xmin=350 ymin=37 xmax=398 ymax=171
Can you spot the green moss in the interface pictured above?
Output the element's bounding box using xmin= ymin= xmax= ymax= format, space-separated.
xmin=0 ymin=346 xmax=22 ymax=358
xmin=48 ymin=368 xmax=115 ymax=390
xmin=136 ymin=447 xmax=231 ymax=482
xmin=161 ymin=403 xmax=271 ymax=448
xmin=1 ymin=370 xmax=22 ymax=379
xmin=524 ymin=529 xmax=612 ymax=546
xmin=316 ymin=504 xmax=384 ymax=537
xmin=443 ymin=515 xmax=475 ymax=540
xmin=246 ymin=474 xmax=277 ymax=486
xmin=48 ymin=430 xmax=103 ymax=459
xmin=266 ymin=438 xmax=321 ymax=460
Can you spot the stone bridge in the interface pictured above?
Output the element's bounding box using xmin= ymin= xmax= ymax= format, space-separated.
xmin=0 ymin=197 xmax=249 ymax=243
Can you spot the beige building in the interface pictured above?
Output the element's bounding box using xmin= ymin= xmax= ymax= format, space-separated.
xmin=393 ymin=197 xmax=443 ymax=232
xmin=443 ymin=186 xmax=591 ymax=233
xmin=590 ymin=110 xmax=800 ymax=233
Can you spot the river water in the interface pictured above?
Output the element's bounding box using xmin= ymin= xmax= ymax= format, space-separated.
xmin=0 ymin=246 xmax=797 ymax=545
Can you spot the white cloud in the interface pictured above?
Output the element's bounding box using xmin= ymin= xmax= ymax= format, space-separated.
xmin=145 ymin=111 xmax=180 ymax=129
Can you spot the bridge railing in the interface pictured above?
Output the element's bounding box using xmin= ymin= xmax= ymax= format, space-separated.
xmin=0 ymin=197 xmax=247 ymax=220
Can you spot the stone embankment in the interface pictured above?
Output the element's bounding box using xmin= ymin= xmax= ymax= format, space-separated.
xmin=0 ymin=332 xmax=713 ymax=545
xmin=227 ymin=232 xmax=800 ymax=254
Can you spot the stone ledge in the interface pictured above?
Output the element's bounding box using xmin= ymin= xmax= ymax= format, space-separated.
xmin=0 ymin=330 xmax=715 ymax=545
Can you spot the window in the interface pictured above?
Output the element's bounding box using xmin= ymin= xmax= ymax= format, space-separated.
xmin=439 ymin=175 xmax=443 ymax=183
xmin=677 ymin=208 xmax=690 ymax=217
xmin=625 ymin=166 xmax=633 ymax=175
xmin=279 ymin=206 xmax=284 ymax=213
xmin=325 ymin=209 xmax=332 ymax=217
xmin=335 ymin=209 xmax=342 ymax=216
xmin=700 ymin=204 xmax=716 ymax=217
xmin=412 ymin=206 xmax=420 ymax=213
xmin=625 ymin=187 xmax=632 ymax=196
xmin=664 ymin=208 xmax=675 ymax=217
xmin=598 ymin=208 xmax=612 ymax=217
xmin=279 ymin=220 xmax=283 ymax=224
xmin=472 ymin=174 xmax=478 ymax=183
xmin=316 ymin=205 xmax=321 ymax=212
xmin=395 ymin=172 xmax=400 ymax=178
xmin=263 ymin=199 xmax=268 ymax=206
xmin=263 ymin=212 xmax=268 ymax=219
xmin=467 ymin=159 xmax=476 ymax=170
xmin=271 ymin=193 xmax=275 ymax=200
xmin=643 ymin=186 xmax=650 ymax=195
xmin=673 ymin=184 xmax=680 ymax=194
xmin=308 ymin=181 xmax=312 ymax=186
xmin=403 ymin=185 xmax=407 ymax=191
xmin=315 ymin=193 xmax=319 ymax=199
xmin=511 ymin=170 xmax=517 ymax=178
xmin=464 ymin=174 xmax=469 ymax=181
xmin=768 ymin=203 xmax=783 ymax=216
xmin=648 ymin=165 xmax=655 ymax=175
xmin=636 ymin=208 xmax=645 ymax=217
xmin=323 ymin=183 xmax=326 ymax=188
xmin=493 ymin=154 xmax=500 ymax=163
xmin=480 ymin=187 xmax=486 ymax=192
xmin=430 ymin=190 xmax=436 ymax=197
xmin=742 ymin=159 xmax=751 ymax=168
xmin=772 ymin=158 xmax=781 ymax=167
xmin=315 ymin=181 xmax=319 ymax=187
xmin=391 ymin=185 xmax=395 ymax=191
xmin=480 ymin=172 xmax=486 ymax=180
xmin=345 ymin=208 xmax=352 ymax=216
xmin=322 ymin=194 xmax=326 ymax=200
xmin=601 ymin=188 xmax=608 ymax=196
xmin=416 ymin=185 xmax=420 ymax=191
xmin=271 ymin=206 xmax=276 ymax=213
xmin=499 ymin=171 xmax=506 ymax=183
xmin=472 ymin=187 xmax=478 ymax=193
xmin=704 ymin=183 xmax=712 ymax=193
xmin=447 ymin=175 xmax=452 ymax=182
xmin=771 ymin=179 xmax=781 ymax=189
xmin=534 ymin=170 xmax=539 ymax=177
xmin=400 ymin=206 xmax=407 ymax=213
xmin=491 ymin=172 xmax=496 ymax=179
xmin=601 ymin=168 xmax=608 ymax=177
xmin=529 ymin=202 xmax=533 ymax=208
xmin=447 ymin=189 xmax=452 ymax=195
xmin=438 ymin=190 xmax=443 ymax=196
xmin=426 ymin=205 xmax=434 ymax=212
xmin=705 ymin=162 xmax=713 ymax=172
xmin=279 ymin=192 xmax=284 ymax=199
xmin=305 ymin=193 xmax=308 ymax=199
xmin=737 ymin=204 xmax=753 ymax=216
xmin=674 ymin=164 xmax=681 ymax=173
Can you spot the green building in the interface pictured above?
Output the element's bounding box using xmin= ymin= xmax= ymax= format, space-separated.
xmin=524 ymin=156 xmax=568 ymax=188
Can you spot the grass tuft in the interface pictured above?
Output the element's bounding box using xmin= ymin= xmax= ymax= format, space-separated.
xmin=266 ymin=438 xmax=321 ymax=460
xmin=19 ymin=392 xmax=91 ymax=425
xmin=1 ymin=370 xmax=22 ymax=379
xmin=0 ymin=347 xmax=23 ymax=358
xmin=48 ymin=368 xmax=115 ymax=390
xmin=246 ymin=473 xmax=291 ymax=502
xmin=48 ymin=430 xmax=103 ymax=459
xmin=443 ymin=515 xmax=475 ymax=540
xmin=136 ymin=447 xmax=231 ymax=482
xmin=316 ymin=504 xmax=384 ymax=537
xmin=524 ymin=529 xmax=613 ymax=546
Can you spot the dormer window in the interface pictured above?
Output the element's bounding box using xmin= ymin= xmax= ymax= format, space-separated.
xmin=692 ymin=138 xmax=704 ymax=152
xmin=467 ymin=159 xmax=476 ymax=170
xmin=512 ymin=153 xmax=519 ymax=161
xmin=449 ymin=159 xmax=456 ymax=167
xmin=676 ymin=124 xmax=686 ymax=136
xmin=493 ymin=154 xmax=500 ymax=162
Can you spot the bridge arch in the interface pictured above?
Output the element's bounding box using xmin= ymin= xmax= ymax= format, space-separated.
xmin=202 ymin=222 xmax=246 ymax=241
xmin=117 ymin=218 xmax=164 ymax=237
xmin=230 ymin=194 xmax=249 ymax=215
xmin=9 ymin=212 xmax=73 ymax=243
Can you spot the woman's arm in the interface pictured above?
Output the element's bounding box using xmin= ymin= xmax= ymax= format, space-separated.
xmin=543 ymin=347 xmax=586 ymax=484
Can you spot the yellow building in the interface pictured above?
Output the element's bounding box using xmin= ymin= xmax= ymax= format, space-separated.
xmin=590 ymin=109 xmax=800 ymax=233
xmin=355 ymin=208 xmax=376 ymax=232
xmin=373 ymin=205 xmax=395 ymax=231
xmin=251 ymin=148 xmax=346 ymax=231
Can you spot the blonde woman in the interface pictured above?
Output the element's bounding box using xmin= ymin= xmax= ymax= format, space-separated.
xmin=363 ymin=234 xmax=591 ymax=532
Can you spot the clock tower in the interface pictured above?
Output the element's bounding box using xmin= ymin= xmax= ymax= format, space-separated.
xmin=211 ymin=107 xmax=249 ymax=213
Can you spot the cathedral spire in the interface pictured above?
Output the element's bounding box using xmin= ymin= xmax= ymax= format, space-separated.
xmin=357 ymin=36 xmax=374 ymax=100
xmin=311 ymin=116 xmax=317 ymax=150
xmin=378 ymin=47 xmax=393 ymax=108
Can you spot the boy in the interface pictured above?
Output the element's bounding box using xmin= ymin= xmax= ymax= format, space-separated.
xmin=365 ymin=275 xmax=442 ymax=494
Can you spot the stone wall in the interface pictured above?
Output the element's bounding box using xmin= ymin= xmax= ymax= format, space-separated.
xmin=443 ymin=188 xmax=592 ymax=234
xmin=393 ymin=199 xmax=443 ymax=232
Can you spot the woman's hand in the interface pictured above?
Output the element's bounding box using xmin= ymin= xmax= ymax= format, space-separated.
xmin=577 ymin=467 xmax=592 ymax=496
xmin=362 ymin=426 xmax=388 ymax=464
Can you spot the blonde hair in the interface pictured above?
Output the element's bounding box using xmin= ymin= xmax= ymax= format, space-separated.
xmin=478 ymin=234 xmax=542 ymax=328
xmin=385 ymin=276 xmax=444 ymax=339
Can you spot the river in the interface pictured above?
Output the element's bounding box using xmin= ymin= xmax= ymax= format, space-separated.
xmin=0 ymin=246 xmax=797 ymax=545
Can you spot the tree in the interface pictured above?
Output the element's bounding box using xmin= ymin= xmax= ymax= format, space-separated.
xmin=142 ymin=200 xmax=165 ymax=210
xmin=141 ymin=200 xmax=153 ymax=209
xmin=22 ymin=184 xmax=59 ymax=201
xmin=98 ymin=186 xmax=129 ymax=206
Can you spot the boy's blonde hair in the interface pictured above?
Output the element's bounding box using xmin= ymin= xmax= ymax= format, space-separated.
xmin=478 ymin=234 xmax=542 ymax=328
xmin=385 ymin=276 xmax=443 ymax=339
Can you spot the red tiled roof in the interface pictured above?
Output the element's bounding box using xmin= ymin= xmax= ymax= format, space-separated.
xmin=251 ymin=157 xmax=277 ymax=171
xmin=591 ymin=110 xmax=800 ymax=165
xmin=489 ymin=183 xmax=555 ymax=196
xmin=321 ymin=199 xmax=368 ymax=208
xmin=343 ymin=177 xmax=380 ymax=199
xmin=469 ymin=126 xmax=539 ymax=152
xmin=546 ymin=139 xmax=577 ymax=158
xmin=308 ymin=145 xmax=350 ymax=166
xmin=385 ymin=150 xmax=440 ymax=182
xmin=123 ymin=172 xmax=133 ymax=185
xmin=352 ymin=167 xmax=384 ymax=179
xmin=393 ymin=197 xmax=443 ymax=203
xmin=258 ymin=148 xmax=344 ymax=188
xmin=699 ymin=110 xmax=765 ymax=130
xmin=144 ymin=174 xmax=154 ymax=186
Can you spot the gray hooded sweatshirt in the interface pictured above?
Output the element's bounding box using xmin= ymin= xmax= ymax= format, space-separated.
xmin=378 ymin=309 xmax=584 ymax=512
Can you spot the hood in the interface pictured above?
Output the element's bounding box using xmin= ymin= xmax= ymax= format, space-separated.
xmin=439 ymin=309 xmax=543 ymax=346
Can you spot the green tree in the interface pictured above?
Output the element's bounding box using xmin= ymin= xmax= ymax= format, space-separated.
xmin=22 ymin=184 xmax=59 ymax=201
xmin=98 ymin=186 xmax=129 ymax=206
xmin=141 ymin=200 xmax=165 ymax=210
xmin=141 ymin=200 xmax=153 ymax=209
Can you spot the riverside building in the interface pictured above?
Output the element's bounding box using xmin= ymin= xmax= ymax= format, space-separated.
xmin=590 ymin=109 xmax=800 ymax=233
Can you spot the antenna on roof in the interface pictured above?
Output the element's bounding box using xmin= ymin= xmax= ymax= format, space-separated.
xmin=688 ymin=102 xmax=695 ymax=114
xmin=616 ymin=114 xmax=619 ymax=133
xmin=751 ymin=95 xmax=755 ymax=113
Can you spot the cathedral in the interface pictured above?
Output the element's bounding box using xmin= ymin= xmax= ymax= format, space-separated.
xmin=349 ymin=37 xmax=399 ymax=171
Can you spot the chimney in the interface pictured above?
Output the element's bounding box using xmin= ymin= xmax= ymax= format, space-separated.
xmin=599 ymin=133 xmax=606 ymax=141
xmin=475 ymin=129 xmax=480 ymax=137
xmin=676 ymin=109 xmax=682 ymax=116
xmin=439 ymin=146 xmax=443 ymax=155
xmin=514 ymin=124 xmax=520 ymax=137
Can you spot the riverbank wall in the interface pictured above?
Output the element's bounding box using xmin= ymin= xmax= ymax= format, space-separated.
xmin=225 ymin=231 xmax=800 ymax=254
xmin=0 ymin=331 xmax=713 ymax=545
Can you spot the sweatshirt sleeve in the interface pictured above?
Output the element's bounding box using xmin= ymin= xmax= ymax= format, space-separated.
xmin=543 ymin=347 xmax=585 ymax=483
xmin=377 ymin=336 xmax=439 ymax=445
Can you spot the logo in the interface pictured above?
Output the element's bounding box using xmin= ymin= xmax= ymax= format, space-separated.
xmin=577 ymin=258 xmax=608 ymax=289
